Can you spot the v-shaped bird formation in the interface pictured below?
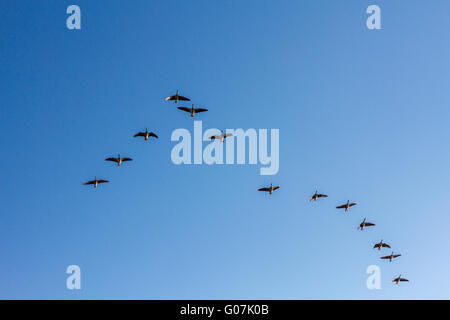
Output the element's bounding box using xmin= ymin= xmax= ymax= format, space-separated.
xmin=82 ymin=89 xmax=409 ymax=288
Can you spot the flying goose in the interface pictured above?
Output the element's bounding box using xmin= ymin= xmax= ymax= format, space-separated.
xmin=177 ymin=104 xmax=208 ymax=118
xmin=392 ymin=275 xmax=409 ymax=285
xmin=258 ymin=183 xmax=280 ymax=195
xmin=83 ymin=176 xmax=109 ymax=188
xmin=309 ymin=190 xmax=328 ymax=202
xmin=336 ymin=200 xmax=357 ymax=212
xmin=373 ymin=240 xmax=391 ymax=251
xmin=358 ymin=218 xmax=375 ymax=231
xmin=105 ymin=154 xmax=133 ymax=167
xmin=165 ymin=90 xmax=190 ymax=104
xmin=134 ymin=128 xmax=158 ymax=141
xmin=209 ymin=130 xmax=232 ymax=142
xmin=381 ymin=252 xmax=401 ymax=262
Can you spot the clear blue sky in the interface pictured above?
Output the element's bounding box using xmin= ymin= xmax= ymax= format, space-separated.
xmin=1 ymin=0 xmax=450 ymax=299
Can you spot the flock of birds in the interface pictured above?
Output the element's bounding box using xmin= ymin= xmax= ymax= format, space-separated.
xmin=258 ymin=188 xmax=409 ymax=285
xmin=82 ymin=91 xmax=233 ymax=188
xmin=82 ymin=90 xmax=409 ymax=287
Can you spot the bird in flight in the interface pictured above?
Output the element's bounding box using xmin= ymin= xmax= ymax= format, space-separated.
xmin=381 ymin=252 xmax=401 ymax=262
xmin=83 ymin=176 xmax=109 ymax=188
xmin=309 ymin=190 xmax=328 ymax=202
xmin=177 ymin=104 xmax=208 ymax=118
xmin=358 ymin=218 xmax=375 ymax=231
xmin=134 ymin=128 xmax=158 ymax=141
xmin=336 ymin=200 xmax=357 ymax=212
xmin=392 ymin=275 xmax=409 ymax=285
xmin=258 ymin=183 xmax=280 ymax=195
xmin=209 ymin=130 xmax=232 ymax=142
xmin=165 ymin=90 xmax=190 ymax=104
xmin=105 ymin=154 xmax=133 ymax=167
xmin=373 ymin=240 xmax=391 ymax=251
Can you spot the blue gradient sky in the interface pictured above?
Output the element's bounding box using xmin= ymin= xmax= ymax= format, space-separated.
xmin=1 ymin=0 xmax=450 ymax=299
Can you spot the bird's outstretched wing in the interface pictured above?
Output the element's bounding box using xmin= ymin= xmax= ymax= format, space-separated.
xmin=178 ymin=95 xmax=190 ymax=101
xmin=382 ymin=243 xmax=391 ymax=248
xmin=365 ymin=222 xmax=375 ymax=227
xmin=223 ymin=133 xmax=233 ymax=138
xmin=105 ymin=157 xmax=119 ymax=163
xmin=349 ymin=202 xmax=357 ymax=207
xmin=272 ymin=186 xmax=280 ymax=191
xmin=178 ymin=107 xmax=191 ymax=113
xmin=134 ymin=132 xmax=145 ymax=137
xmin=165 ymin=95 xmax=176 ymax=101
xmin=194 ymin=108 xmax=208 ymax=113
xmin=97 ymin=180 xmax=109 ymax=183
xmin=317 ymin=194 xmax=328 ymax=198
xmin=121 ymin=158 xmax=133 ymax=162
xmin=380 ymin=256 xmax=390 ymax=259
xmin=258 ymin=187 xmax=270 ymax=192
xmin=336 ymin=204 xmax=346 ymax=209
xmin=373 ymin=243 xmax=381 ymax=249
xmin=83 ymin=180 xmax=95 ymax=185
xmin=393 ymin=254 xmax=401 ymax=258
xmin=399 ymin=278 xmax=409 ymax=282
xmin=149 ymin=132 xmax=158 ymax=138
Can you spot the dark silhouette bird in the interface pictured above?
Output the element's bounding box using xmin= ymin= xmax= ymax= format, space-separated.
xmin=392 ymin=275 xmax=409 ymax=285
xmin=309 ymin=190 xmax=328 ymax=202
xmin=358 ymin=218 xmax=375 ymax=230
xmin=373 ymin=240 xmax=391 ymax=251
xmin=178 ymin=104 xmax=208 ymax=118
xmin=258 ymin=183 xmax=280 ymax=195
xmin=209 ymin=130 xmax=232 ymax=142
xmin=83 ymin=176 xmax=109 ymax=188
xmin=134 ymin=128 xmax=158 ymax=141
xmin=336 ymin=200 xmax=357 ymax=212
xmin=165 ymin=90 xmax=190 ymax=104
xmin=381 ymin=252 xmax=401 ymax=262
xmin=105 ymin=154 xmax=133 ymax=167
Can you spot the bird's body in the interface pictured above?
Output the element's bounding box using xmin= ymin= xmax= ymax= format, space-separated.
xmin=381 ymin=252 xmax=401 ymax=262
xmin=336 ymin=200 xmax=357 ymax=212
xmin=178 ymin=104 xmax=208 ymax=118
xmin=105 ymin=154 xmax=133 ymax=167
xmin=209 ymin=130 xmax=232 ymax=143
xmin=134 ymin=128 xmax=158 ymax=141
xmin=373 ymin=240 xmax=391 ymax=251
xmin=83 ymin=176 xmax=109 ymax=188
xmin=258 ymin=183 xmax=280 ymax=195
xmin=358 ymin=218 xmax=375 ymax=231
xmin=165 ymin=90 xmax=190 ymax=104
xmin=392 ymin=275 xmax=409 ymax=285
xmin=309 ymin=191 xmax=328 ymax=202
